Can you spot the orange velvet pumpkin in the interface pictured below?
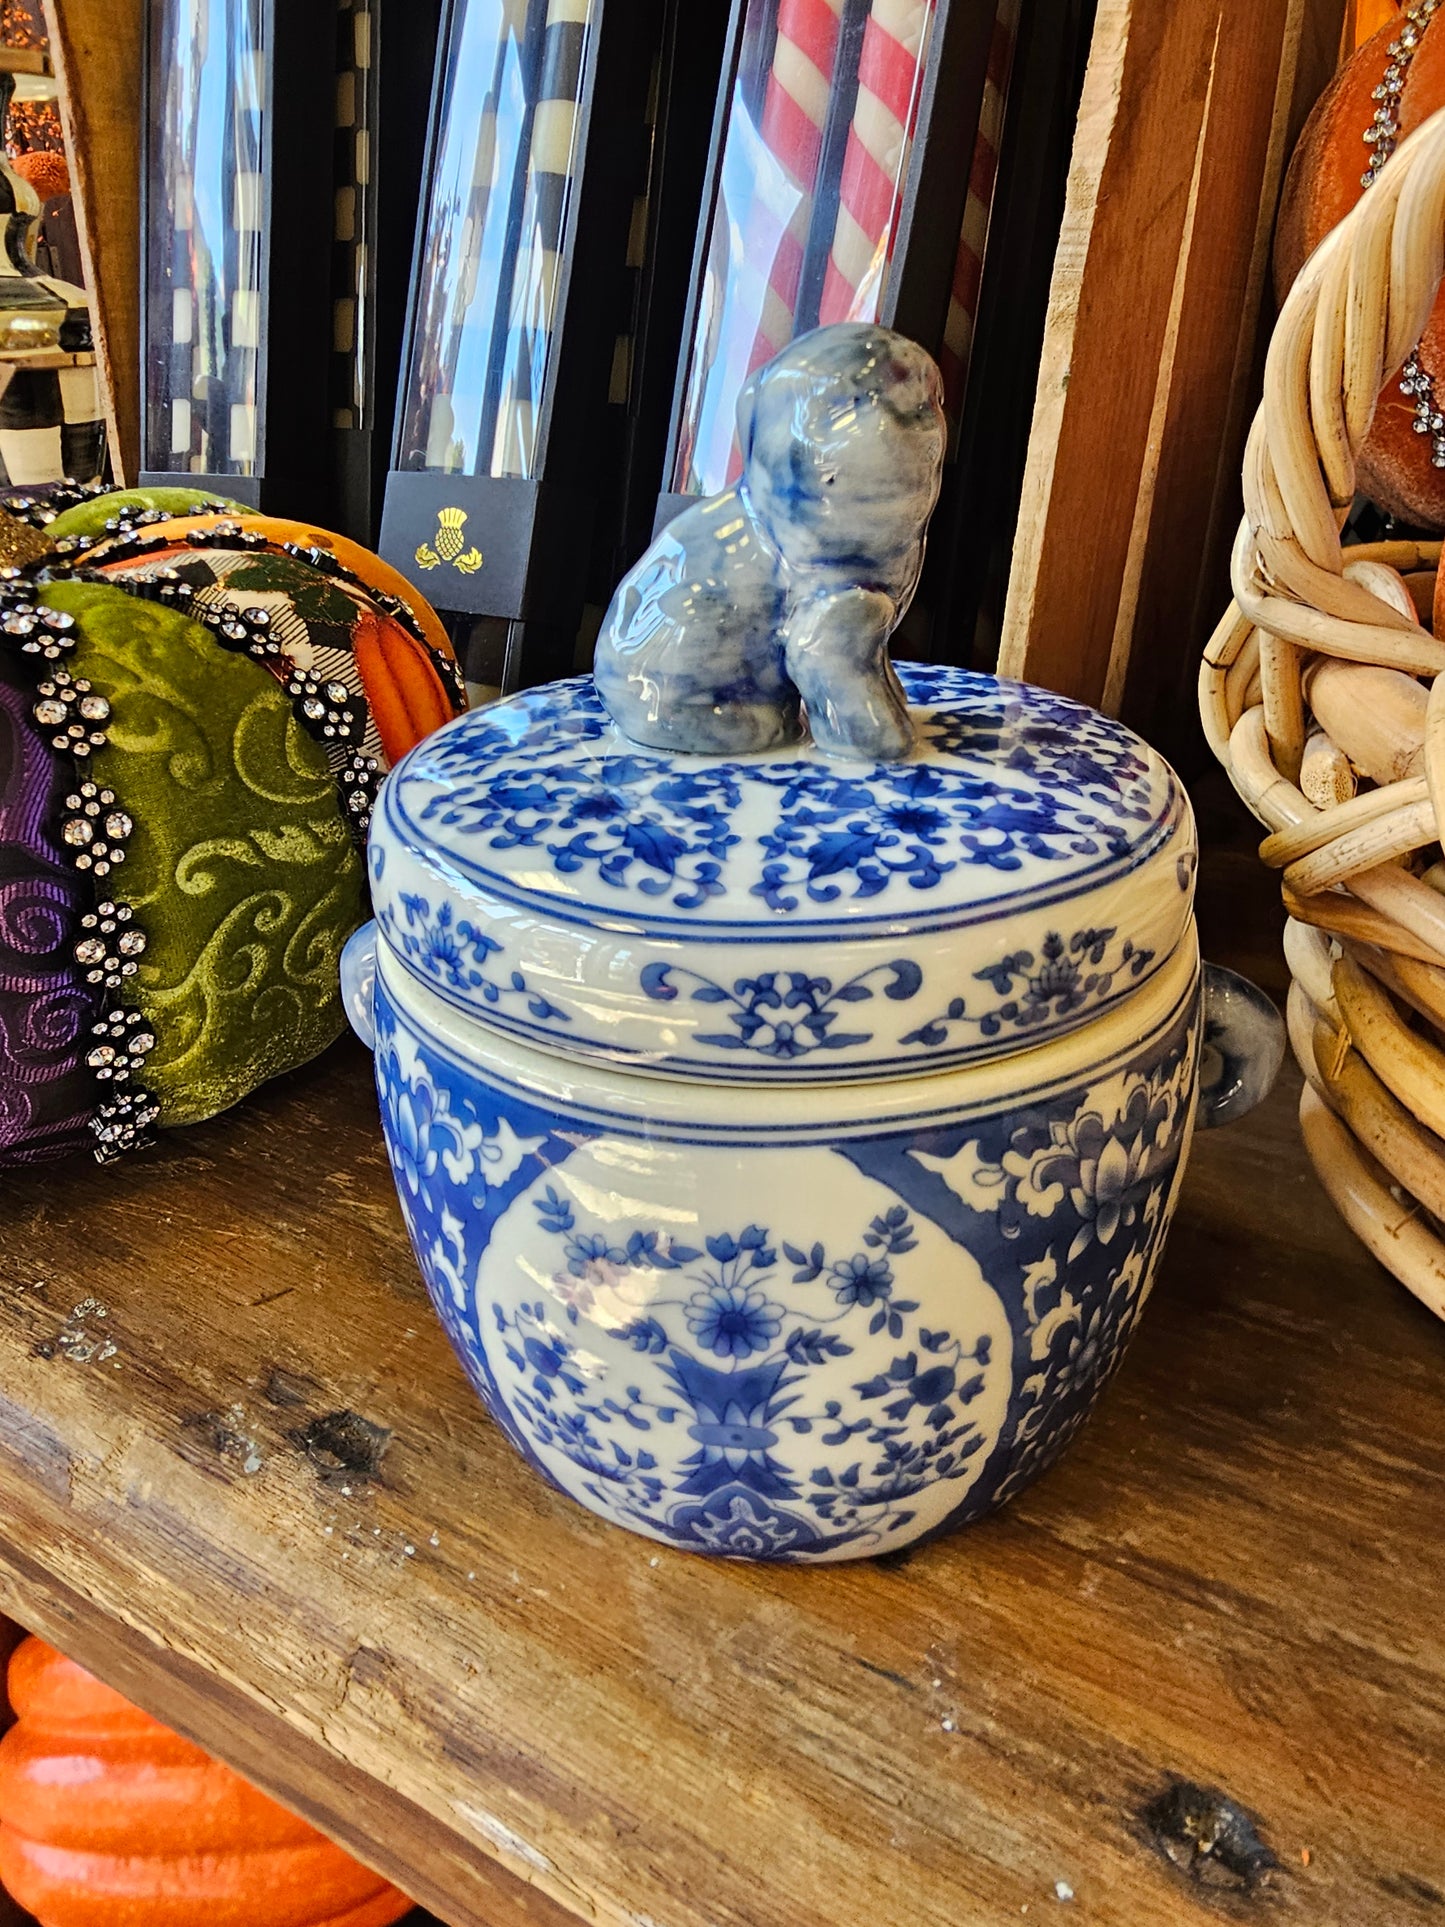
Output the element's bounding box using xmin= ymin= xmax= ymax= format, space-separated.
xmin=0 ymin=1640 xmax=412 ymax=1927
xmin=1277 ymin=11 xmax=1445 ymax=528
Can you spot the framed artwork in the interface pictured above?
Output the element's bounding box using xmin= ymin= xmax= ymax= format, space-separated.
xmin=911 ymin=0 xmax=1093 ymax=667
xmin=139 ymin=0 xmax=337 ymax=511
xmin=656 ymin=0 xmax=998 ymax=522
xmin=330 ymin=0 xmax=444 ymax=545
xmin=378 ymin=0 xmax=669 ymax=687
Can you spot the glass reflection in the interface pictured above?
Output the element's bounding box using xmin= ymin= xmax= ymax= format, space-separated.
xmin=672 ymin=0 xmax=936 ymax=498
xmin=397 ymin=0 xmax=593 ymax=482
xmin=145 ymin=0 xmax=268 ymax=475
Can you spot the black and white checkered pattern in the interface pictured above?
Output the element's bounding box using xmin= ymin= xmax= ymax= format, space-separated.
xmin=332 ymin=0 xmax=373 ymax=433
xmin=0 ymin=358 xmax=104 ymax=485
xmin=151 ymin=0 xmax=266 ymax=475
xmin=491 ymin=0 xmax=590 ymax=479
xmin=0 ymin=128 xmax=105 ymax=486
xmin=397 ymin=0 xmax=531 ymax=474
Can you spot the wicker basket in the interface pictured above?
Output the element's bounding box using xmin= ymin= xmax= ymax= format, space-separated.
xmin=1199 ymin=105 xmax=1445 ymax=1325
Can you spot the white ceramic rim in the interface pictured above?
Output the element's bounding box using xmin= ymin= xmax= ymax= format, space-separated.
xmin=376 ymin=921 xmax=1202 ymax=1141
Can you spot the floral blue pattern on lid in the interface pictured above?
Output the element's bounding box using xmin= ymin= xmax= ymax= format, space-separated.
xmin=371 ymin=663 xmax=1196 ymax=1084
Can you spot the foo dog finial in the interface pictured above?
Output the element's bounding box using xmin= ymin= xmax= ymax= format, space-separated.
xmin=594 ymin=323 xmax=946 ymax=762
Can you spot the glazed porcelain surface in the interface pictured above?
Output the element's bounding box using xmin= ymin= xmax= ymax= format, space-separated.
xmin=371 ymin=663 xmax=1197 ymax=1084
xmin=353 ymin=323 xmax=1275 ymax=1561
xmin=592 ymin=324 xmax=946 ymax=762
xmin=360 ymin=931 xmax=1203 ymax=1561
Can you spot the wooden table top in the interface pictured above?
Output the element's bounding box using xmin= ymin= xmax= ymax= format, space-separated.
xmin=0 ymin=843 xmax=1442 ymax=1926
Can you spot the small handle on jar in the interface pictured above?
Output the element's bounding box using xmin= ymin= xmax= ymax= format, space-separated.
xmin=1197 ymin=963 xmax=1284 ymax=1130
xmin=340 ymin=921 xmax=378 ymax=1052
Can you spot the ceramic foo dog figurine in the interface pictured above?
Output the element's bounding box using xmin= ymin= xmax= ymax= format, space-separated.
xmin=594 ymin=323 xmax=946 ymax=761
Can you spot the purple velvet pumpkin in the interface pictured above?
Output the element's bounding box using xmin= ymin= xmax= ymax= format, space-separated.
xmin=0 ymin=660 xmax=99 ymax=1162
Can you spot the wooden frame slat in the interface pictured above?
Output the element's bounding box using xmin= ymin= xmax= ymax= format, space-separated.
xmin=39 ymin=0 xmax=143 ymax=486
xmin=998 ymin=0 xmax=1346 ymax=720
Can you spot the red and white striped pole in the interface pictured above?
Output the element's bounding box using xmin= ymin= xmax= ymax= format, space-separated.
xmin=816 ymin=0 xmax=934 ymax=326
xmin=938 ymin=0 xmax=1019 ymax=422
xmin=743 ymin=0 xmax=849 ymax=371
xmin=688 ymin=0 xmax=847 ymax=494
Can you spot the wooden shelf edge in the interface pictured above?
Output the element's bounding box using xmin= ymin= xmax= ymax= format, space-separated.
xmin=0 ymin=1535 xmax=582 ymax=1927
xmin=997 ymin=0 xmax=1347 ymax=730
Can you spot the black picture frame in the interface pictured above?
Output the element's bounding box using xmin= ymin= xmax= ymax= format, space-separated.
xmin=915 ymin=0 xmax=1096 ymax=669
xmin=588 ymin=0 xmax=734 ymax=601
xmin=331 ymin=0 xmax=447 ymax=547
xmin=378 ymin=0 xmax=670 ymax=689
xmin=139 ymin=0 xmax=339 ymax=516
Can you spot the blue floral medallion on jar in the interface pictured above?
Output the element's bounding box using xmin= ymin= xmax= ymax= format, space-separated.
xmin=372 ymin=962 xmax=1201 ymax=1561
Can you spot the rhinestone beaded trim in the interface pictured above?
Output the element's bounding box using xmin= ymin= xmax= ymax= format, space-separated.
xmin=1357 ymin=1 xmax=1445 ymax=471
xmin=1400 ymin=349 xmax=1445 ymax=469
xmin=0 ymin=478 xmax=110 ymax=531
xmin=0 ymin=575 xmax=160 ymax=1161
xmin=1362 ymin=0 xmax=1439 ymax=186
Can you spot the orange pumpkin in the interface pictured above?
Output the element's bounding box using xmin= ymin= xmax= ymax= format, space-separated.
xmin=1277 ymin=10 xmax=1445 ymax=529
xmin=1344 ymin=0 xmax=1401 ymax=55
xmin=0 ymin=1640 xmax=412 ymax=1927
xmin=9 ymin=151 xmax=71 ymax=203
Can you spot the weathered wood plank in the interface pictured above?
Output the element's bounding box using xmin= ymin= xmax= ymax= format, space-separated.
xmin=39 ymin=0 xmax=143 ymax=485
xmin=998 ymin=0 xmax=1218 ymax=705
xmin=998 ymin=0 xmax=1347 ymax=732
xmin=0 ymin=821 xmax=1441 ymax=1924
xmin=0 ymin=1552 xmax=570 ymax=1927
xmin=1116 ymin=0 xmax=1347 ymax=736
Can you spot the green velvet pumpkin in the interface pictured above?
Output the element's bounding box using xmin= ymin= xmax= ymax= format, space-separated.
xmin=0 ymin=496 xmax=464 ymax=1166
xmin=43 ymin=581 xmax=366 ymax=1127
xmin=44 ymin=487 xmax=248 ymax=540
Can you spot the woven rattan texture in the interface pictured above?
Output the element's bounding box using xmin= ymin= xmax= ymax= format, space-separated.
xmin=1200 ymin=105 xmax=1445 ymax=1321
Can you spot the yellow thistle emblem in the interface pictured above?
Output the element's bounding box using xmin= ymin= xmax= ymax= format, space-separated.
xmin=415 ymin=506 xmax=483 ymax=575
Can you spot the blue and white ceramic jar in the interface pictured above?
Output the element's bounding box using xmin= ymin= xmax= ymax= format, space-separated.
xmin=344 ymin=663 xmax=1281 ymax=1562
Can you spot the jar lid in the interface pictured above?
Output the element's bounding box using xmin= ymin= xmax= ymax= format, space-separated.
xmin=370 ymin=663 xmax=1196 ymax=1084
